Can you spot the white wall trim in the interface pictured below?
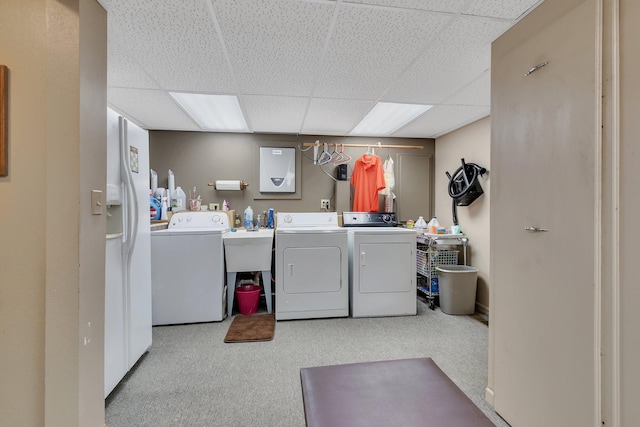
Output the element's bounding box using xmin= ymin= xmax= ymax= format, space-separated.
xmin=609 ymin=0 xmax=621 ymax=425
xmin=484 ymin=386 xmax=495 ymax=406
xmin=593 ymin=1 xmax=604 ymax=426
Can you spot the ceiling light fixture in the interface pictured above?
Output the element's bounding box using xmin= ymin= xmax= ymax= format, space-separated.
xmin=349 ymin=102 xmax=432 ymax=136
xmin=169 ymin=92 xmax=249 ymax=132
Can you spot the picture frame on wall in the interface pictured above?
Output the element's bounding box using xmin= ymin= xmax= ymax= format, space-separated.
xmin=1 ymin=65 xmax=7 ymax=177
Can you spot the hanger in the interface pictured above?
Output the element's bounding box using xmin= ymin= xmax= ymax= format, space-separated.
xmin=313 ymin=140 xmax=320 ymax=165
xmin=332 ymin=143 xmax=351 ymax=165
xmin=365 ymin=142 xmax=381 ymax=156
xmin=317 ymin=143 xmax=333 ymax=165
xmin=329 ymin=143 xmax=340 ymax=163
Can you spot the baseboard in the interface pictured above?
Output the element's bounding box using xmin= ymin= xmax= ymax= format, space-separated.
xmin=475 ymin=301 xmax=489 ymax=316
xmin=484 ymin=386 xmax=495 ymax=406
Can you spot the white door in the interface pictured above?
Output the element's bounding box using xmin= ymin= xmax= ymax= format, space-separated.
xmin=491 ymin=1 xmax=598 ymax=426
xmin=397 ymin=154 xmax=431 ymax=221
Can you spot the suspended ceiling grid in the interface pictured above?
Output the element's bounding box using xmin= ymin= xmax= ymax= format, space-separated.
xmin=101 ymin=0 xmax=543 ymax=138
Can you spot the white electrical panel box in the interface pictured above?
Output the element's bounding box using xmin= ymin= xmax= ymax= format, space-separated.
xmin=259 ymin=146 xmax=295 ymax=193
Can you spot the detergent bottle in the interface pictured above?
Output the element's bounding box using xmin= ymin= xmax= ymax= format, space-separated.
xmin=427 ymin=216 xmax=440 ymax=234
xmin=243 ymin=206 xmax=254 ymax=229
xmin=150 ymin=196 xmax=162 ymax=220
xmin=172 ymin=186 xmax=186 ymax=211
xmin=414 ymin=216 xmax=427 ymax=232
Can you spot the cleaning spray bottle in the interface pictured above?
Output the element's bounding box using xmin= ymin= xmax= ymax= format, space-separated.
xmin=160 ymin=197 xmax=168 ymax=220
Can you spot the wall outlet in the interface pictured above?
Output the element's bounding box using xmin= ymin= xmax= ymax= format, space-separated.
xmin=321 ymin=199 xmax=330 ymax=210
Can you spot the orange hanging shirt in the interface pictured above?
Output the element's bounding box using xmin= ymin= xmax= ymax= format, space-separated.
xmin=351 ymin=154 xmax=386 ymax=212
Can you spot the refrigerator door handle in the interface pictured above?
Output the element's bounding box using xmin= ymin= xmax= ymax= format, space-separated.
xmin=120 ymin=118 xmax=139 ymax=256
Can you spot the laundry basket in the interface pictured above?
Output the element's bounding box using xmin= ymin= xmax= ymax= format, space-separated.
xmin=235 ymin=285 xmax=262 ymax=315
xmin=435 ymin=265 xmax=478 ymax=315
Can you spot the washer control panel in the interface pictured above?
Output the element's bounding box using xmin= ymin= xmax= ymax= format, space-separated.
xmin=168 ymin=211 xmax=229 ymax=229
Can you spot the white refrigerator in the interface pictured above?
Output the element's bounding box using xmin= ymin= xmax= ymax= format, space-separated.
xmin=104 ymin=107 xmax=152 ymax=398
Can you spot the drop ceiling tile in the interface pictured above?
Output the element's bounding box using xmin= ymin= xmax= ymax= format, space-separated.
xmin=108 ymin=88 xmax=199 ymax=131
xmin=443 ymin=69 xmax=491 ymax=106
xmin=105 ymin=0 xmax=235 ymax=92
xmin=314 ymin=4 xmax=451 ymax=100
xmin=383 ymin=16 xmax=511 ymax=104
xmin=242 ymin=95 xmax=308 ymax=134
xmin=342 ymin=0 xmax=468 ymax=14
xmin=212 ymin=0 xmax=335 ymax=97
xmin=302 ymin=98 xmax=374 ymax=135
xmin=393 ymin=105 xmax=490 ymax=138
xmin=108 ymin=40 xmax=159 ymax=89
xmin=464 ymin=0 xmax=543 ymax=20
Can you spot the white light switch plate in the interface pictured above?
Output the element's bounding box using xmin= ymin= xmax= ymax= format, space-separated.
xmin=91 ymin=190 xmax=103 ymax=215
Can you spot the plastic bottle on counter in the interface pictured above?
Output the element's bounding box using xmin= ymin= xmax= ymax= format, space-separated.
xmin=243 ymin=206 xmax=253 ymax=229
xmin=427 ymin=216 xmax=439 ymax=234
xmin=167 ymin=169 xmax=175 ymax=211
xmin=150 ymin=169 xmax=158 ymax=195
xmin=414 ymin=216 xmax=427 ymax=232
xmin=267 ymin=208 xmax=275 ymax=229
xmin=160 ymin=197 xmax=168 ymax=220
xmin=168 ymin=169 xmax=175 ymax=193
xmin=172 ymin=186 xmax=186 ymax=211
xmin=150 ymin=196 xmax=162 ymax=220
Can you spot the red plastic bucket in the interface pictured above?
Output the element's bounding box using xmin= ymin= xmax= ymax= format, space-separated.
xmin=235 ymin=285 xmax=262 ymax=315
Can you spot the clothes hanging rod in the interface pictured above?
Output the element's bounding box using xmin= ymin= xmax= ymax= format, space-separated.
xmin=302 ymin=142 xmax=423 ymax=150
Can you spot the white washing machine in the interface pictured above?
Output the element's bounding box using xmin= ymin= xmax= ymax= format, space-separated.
xmin=275 ymin=212 xmax=348 ymax=320
xmin=343 ymin=212 xmax=417 ymax=317
xmin=151 ymin=211 xmax=229 ymax=325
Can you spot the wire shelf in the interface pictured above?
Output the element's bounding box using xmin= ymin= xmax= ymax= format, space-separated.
xmin=416 ymin=249 xmax=459 ymax=277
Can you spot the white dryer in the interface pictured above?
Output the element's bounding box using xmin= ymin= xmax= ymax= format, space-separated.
xmin=275 ymin=212 xmax=348 ymax=320
xmin=343 ymin=212 xmax=417 ymax=317
xmin=151 ymin=211 xmax=229 ymax=325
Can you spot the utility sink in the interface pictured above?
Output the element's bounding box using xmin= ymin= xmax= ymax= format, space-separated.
xmin=223 ymin=228 xmax=275 ymax=316
xmin=223 ymin=228 xmax=274 ymax=272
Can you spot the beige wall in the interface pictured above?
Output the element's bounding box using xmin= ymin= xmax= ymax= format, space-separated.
xmin=435 ymin=117 xmax=490 ymax=313
xmin=0 ymin=1 xmax=106 ymax=426
xmin=615 ymin=0 xmax=640 ymax=423
xmin=0 ymin=2 xmax=48 ymax=425
xmin=149 ymin=131 xmax=434 ymax=218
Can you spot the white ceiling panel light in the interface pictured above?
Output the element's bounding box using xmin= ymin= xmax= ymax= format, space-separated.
xmin=349 ymin=102 xmax=432 ymax=136
xmin=169 ymin=92 xmax=250 ymax=132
